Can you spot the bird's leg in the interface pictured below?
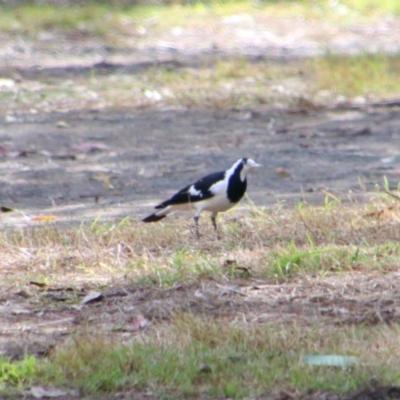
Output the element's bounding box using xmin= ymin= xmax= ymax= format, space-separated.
xmin=194 ymin=215 xmax=200 ymax=239
xmin=211 ymin=213 xmax=220 ymax=240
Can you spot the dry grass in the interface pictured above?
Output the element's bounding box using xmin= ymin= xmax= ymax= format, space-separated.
xmin=2 ymin=193 xmax=400 ymax=290
xmin=3 ymin=53 xmax=400 ymax=115
xmin=1 ymin=193 xmax=400 ymax=396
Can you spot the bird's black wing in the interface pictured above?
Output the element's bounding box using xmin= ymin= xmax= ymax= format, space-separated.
xmin=155 ymin=171 xmax=225 ymax=209
xmin=192 ymin=171 xmax=225 ymax=193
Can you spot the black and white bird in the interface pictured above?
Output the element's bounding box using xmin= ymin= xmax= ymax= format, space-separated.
xmin=142 ymin=157 xmax=262 ymax=238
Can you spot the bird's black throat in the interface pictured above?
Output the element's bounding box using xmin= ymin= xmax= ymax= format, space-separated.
xmin=226 ymin=168 xmax=247 ymax=203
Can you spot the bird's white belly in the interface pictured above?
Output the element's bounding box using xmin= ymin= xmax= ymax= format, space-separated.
xmin=194 ymin=195 xmax=235 ymax=213
xmin=168 ymin=195 xmax=236 ymax=215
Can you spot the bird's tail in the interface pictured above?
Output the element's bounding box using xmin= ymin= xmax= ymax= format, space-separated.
xmin=142 ymin=206 xmax=171 ymax=223
xmin=142 ymin=213 xmax=167 ymax=223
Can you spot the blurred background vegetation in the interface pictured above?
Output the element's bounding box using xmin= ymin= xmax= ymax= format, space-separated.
xmin=1 ymin=0 xmax=400 ymax=114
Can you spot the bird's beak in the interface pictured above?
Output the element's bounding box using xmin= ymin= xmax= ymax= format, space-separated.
xmin=246 ymin=159 xmax=263 ymax=170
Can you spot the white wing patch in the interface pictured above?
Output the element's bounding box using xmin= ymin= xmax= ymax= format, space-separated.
xmin=189 ymin=185 xmax=202 ymax=197
xmin=209 ymin=177 xmax=228 ymax=196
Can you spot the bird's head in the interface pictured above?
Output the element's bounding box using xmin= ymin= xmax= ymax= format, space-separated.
xmin=232 ymin=157 xmax=262 ymax=181
xmin=242 ymin=158 xmax=262 ymax=171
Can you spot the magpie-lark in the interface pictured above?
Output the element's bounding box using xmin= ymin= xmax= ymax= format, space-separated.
xmin=142 ymin=157 xmax=262 ymax=238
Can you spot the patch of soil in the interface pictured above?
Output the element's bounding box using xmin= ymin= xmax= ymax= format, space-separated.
xmin=14 ymin=386 xmax=400 ymax=400
xmin=3 ymin=269 xmax=400 ymax=361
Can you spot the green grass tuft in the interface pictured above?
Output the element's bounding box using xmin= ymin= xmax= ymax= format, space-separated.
xmin=0 ymin=355 xmax=36 ymax=388
xmin=34 ymin=318 xmax=400 ymax=397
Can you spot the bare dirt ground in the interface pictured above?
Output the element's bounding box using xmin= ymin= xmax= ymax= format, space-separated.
xmin=1 ymin=8 xmax=400 ymax=400
xmin=1 ymin=105 xmax=400 ymax=229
